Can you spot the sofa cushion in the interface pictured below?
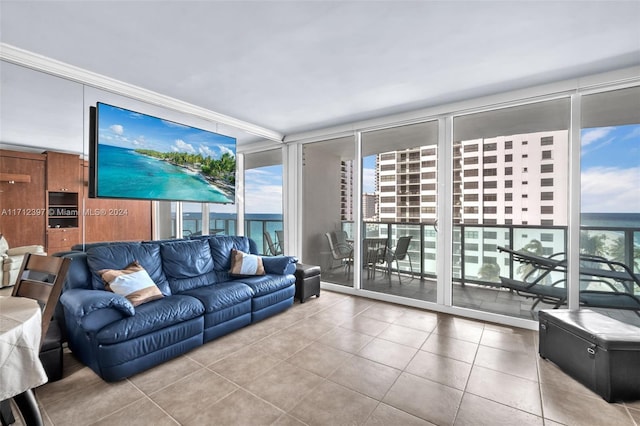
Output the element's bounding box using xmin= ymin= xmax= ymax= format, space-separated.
xmin=99 ymin=260 xmax=163 ymax=307
xmin=95 ymin=295 xmax=204 ymax=344
xmin=160 ymin=239 xmax=217 ymax=293
xmin=206 ymin=236 xmax=251 ymax=271
xmin=237 ymin=274 xmax=296 ymax=297
xmin=86 ymin=243 xmax=171 ymax=296
xmin=181 ymin=281 xmax=254 ymax=313
xmin=229 ymin=249 xmax=265 ymax=277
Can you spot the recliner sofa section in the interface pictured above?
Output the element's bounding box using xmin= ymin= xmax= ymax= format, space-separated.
xmin=58 ymin=236 xmax=297 ymax=381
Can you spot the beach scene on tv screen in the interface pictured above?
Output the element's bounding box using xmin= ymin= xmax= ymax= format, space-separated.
xmin=96 ymin=103 xmax=236 ymax=203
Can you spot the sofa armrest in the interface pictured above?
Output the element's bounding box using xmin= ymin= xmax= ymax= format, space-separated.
xmin=60 ymin=288 xmax=136 ymax=324
xmin=6 ymin=245 xmax=45 ymax=256
xmin=262 ymin=255 xmax=298 ymax=275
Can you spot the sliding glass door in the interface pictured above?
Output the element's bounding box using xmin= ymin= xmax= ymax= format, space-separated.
xmin=301 ymin=136 xmax=355 ymax=287
xmin=451 ymin=99 xmax=571 ymax=318
xmin=360 ymin=121 xmax=439 ymax=301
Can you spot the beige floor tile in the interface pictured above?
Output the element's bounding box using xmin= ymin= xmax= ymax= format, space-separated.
xmin=42 ymin=378 xmax=145 ymax=425
xmin=328 ymin=355 xmax=402 ymax=400
xmin=340 ymin=314 xmax=390 ymax=336
xmin=251 ymin=328 xmax=314 ymax=360
xmin=454 ymin=393 xmax=543 ymax=426
xmin=318 ymin=326 xmax=375 ymax=353
xmin=190 ymin=388 xmax=283 ymax=426
xmin=290 ymin=380 xmax=378 ymax=426
xmin=541 ymin=382 xmax=635 ymax=426
xmin=91 ymin=397 xmax=179 ymax=425
xmin=244 ymin=362 xmax=324 ymax=411
xmin=466 ymin=365 xmax=542 ymax=416
xmin=626 ymin=399 xmax=640 ymax=411
xmin=286 ymin=341 xmax=353 ymax=377
xmin=149 ymin=369 xmax=237 ymax=424
xmin=433 ymin=318 xmax=485 ymax=343
xmin=480 ymin=328 xmax=536 ymax=354
xmin=309 ymin=307 xmax=360 ymax=325
xmin=405 ymin=350 xmax=472 ymax=390
xmin=209 ymin=345 xmax=281 ymax=385
xmin=474 ymin=344 xmax=538 ymax=381
xmin=128 ymin=355 xmax=202 ymax=394
xmin=185 ymin=331 xmax=252 ymax=366
xmin=364 ymin=403 xmax=436 ymax=425
xmin=377 ymin=323 xmax=430 ymax=348
xmin=536 ymin=356 xmax=601 ymax=399
xmin=421 ymin=333 xmax=479 ymax=363
xmin=284 ymin=316 xmax=336 ymax=341
xmin=393 ymin=309 xmax=439 ymax=332
xmin=272 ymin=413 xmax=307 ymax=426
xmin=360 ymin=304 xmax=407 ymax=323
xmin=36 ymin=361 xmax=104 ymax=406
xmin=358 ymin=337 xmax=418 ymax=370
xmin=383 ymin=372 xmax=463 ymax=425
xmin=333 ymin=297 xmax=376 ymax=316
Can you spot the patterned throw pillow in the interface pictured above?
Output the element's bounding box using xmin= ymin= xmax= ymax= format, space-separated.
xmin=98 ymin=260 xmax=163 ymax=306
xmin=229 ymin=249 xmax=265 ymax=276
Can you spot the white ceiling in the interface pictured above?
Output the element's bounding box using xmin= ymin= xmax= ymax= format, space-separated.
xmin=1 ymin=0 xmax=639 ymax=142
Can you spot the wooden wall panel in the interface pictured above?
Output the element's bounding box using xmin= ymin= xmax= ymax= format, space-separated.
xmin=81 ymin=163 xmax=152 ymax=243
xmin=0 ymin=150 xmax=47 ymax=247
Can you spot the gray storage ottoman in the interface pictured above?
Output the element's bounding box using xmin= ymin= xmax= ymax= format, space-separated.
xmin=294 ymin=263 xmax=321 ymax=303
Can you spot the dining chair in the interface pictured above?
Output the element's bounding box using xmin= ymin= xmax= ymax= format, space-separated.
xmin=12 ymin=253 xmax=71 ymax=381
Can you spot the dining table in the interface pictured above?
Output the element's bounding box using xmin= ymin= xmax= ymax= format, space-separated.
xmin=0 ymin=295 xmax=48 ymax=426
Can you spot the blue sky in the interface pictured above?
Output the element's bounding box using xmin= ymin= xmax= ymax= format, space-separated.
xmin=245 ymin=165 xmax=283 ymax=213
xmin=581 ymin=124 xmax=640 ymax=213
xmin=362 ymin=155 xmax=377 ymax=193
xmin=97 ymin=103 xmax=236 ymax=159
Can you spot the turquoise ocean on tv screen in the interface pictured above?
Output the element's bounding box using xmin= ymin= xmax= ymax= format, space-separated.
xmin=97 ymin=144 xmax=232 ymax=203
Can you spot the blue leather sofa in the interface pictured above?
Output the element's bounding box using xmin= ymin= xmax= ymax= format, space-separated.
xmin=57 ymin=235 xmax=297 ymax=382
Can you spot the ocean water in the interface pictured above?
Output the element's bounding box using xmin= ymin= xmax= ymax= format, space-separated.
xmin=580 ymin=212 xmax=640 ymax=228
xmin=97 ymin=144 xmax=232 ymax=203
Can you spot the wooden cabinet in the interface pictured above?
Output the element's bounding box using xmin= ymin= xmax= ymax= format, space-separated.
xmin=46 ymin=151 xmax=81 ymax=192
xmin=45 ymin=151 xmax=81 ymax=252
xmin=1 ymin=149 xmax=152 ymax=252
xmin=0 ymin=150 xmax=47 ymax=248
xmin=47 ymin=227 xmax=80 ymax=253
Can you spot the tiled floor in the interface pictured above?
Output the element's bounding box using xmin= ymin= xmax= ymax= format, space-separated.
xmin=10 ymin=290 xmax=640 ymax=425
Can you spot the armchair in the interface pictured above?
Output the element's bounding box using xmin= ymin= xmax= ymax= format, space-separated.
xmin=0 ymin=235 xmax=46 ymax=288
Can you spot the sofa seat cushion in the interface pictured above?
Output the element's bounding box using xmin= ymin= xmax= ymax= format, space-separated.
xmin=181 ymin=281 xmax=254 ymax=313
xmin=238 ymin=275 xmax=295 ymax=297
xmin=160 ymin=239 xmax=217 ymax=293
xmin=87 ymin=243 xmax=171 ymax=296
xmin=95 ymin=295 xmax=204 ymax=344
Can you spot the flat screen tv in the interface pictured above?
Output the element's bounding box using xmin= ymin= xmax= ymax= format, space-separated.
xmin=89 ymin=102 xmax=236 ymax=203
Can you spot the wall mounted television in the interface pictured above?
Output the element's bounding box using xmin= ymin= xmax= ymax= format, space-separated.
xmin=89 ymin=102 xmax=236 ymax=203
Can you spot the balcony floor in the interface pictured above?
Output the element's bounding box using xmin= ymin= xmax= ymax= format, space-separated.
xmin=322 ymin=264 xmax=640 ymax=325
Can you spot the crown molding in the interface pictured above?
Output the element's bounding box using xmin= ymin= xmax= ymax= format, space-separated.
xmin=0 ymin=43 xmax=284 ymax=142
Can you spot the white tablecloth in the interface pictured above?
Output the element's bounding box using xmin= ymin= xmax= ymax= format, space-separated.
xmin=0 ymin=296 xmax=48 ymax=400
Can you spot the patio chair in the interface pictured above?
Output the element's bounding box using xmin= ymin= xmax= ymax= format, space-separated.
xmin=497 ymin=246 xmax=640 ymax=312
xmin=275 ymin=230 xmax=285 ymax=253
xmin=264 ymin=232 xmax=282 ymax=256
xmin=384 ymin=235 xmax=414 ymax=284
xmin=325 ymin=232 xmax=353 ymax=276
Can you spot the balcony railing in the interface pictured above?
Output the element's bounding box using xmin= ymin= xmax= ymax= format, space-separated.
xmin=343 ymin=220 xmax=640 ymax=284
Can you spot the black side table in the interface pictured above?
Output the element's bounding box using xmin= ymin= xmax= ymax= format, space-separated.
xmin=294 ymin=263 xmax=321 ymax=303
